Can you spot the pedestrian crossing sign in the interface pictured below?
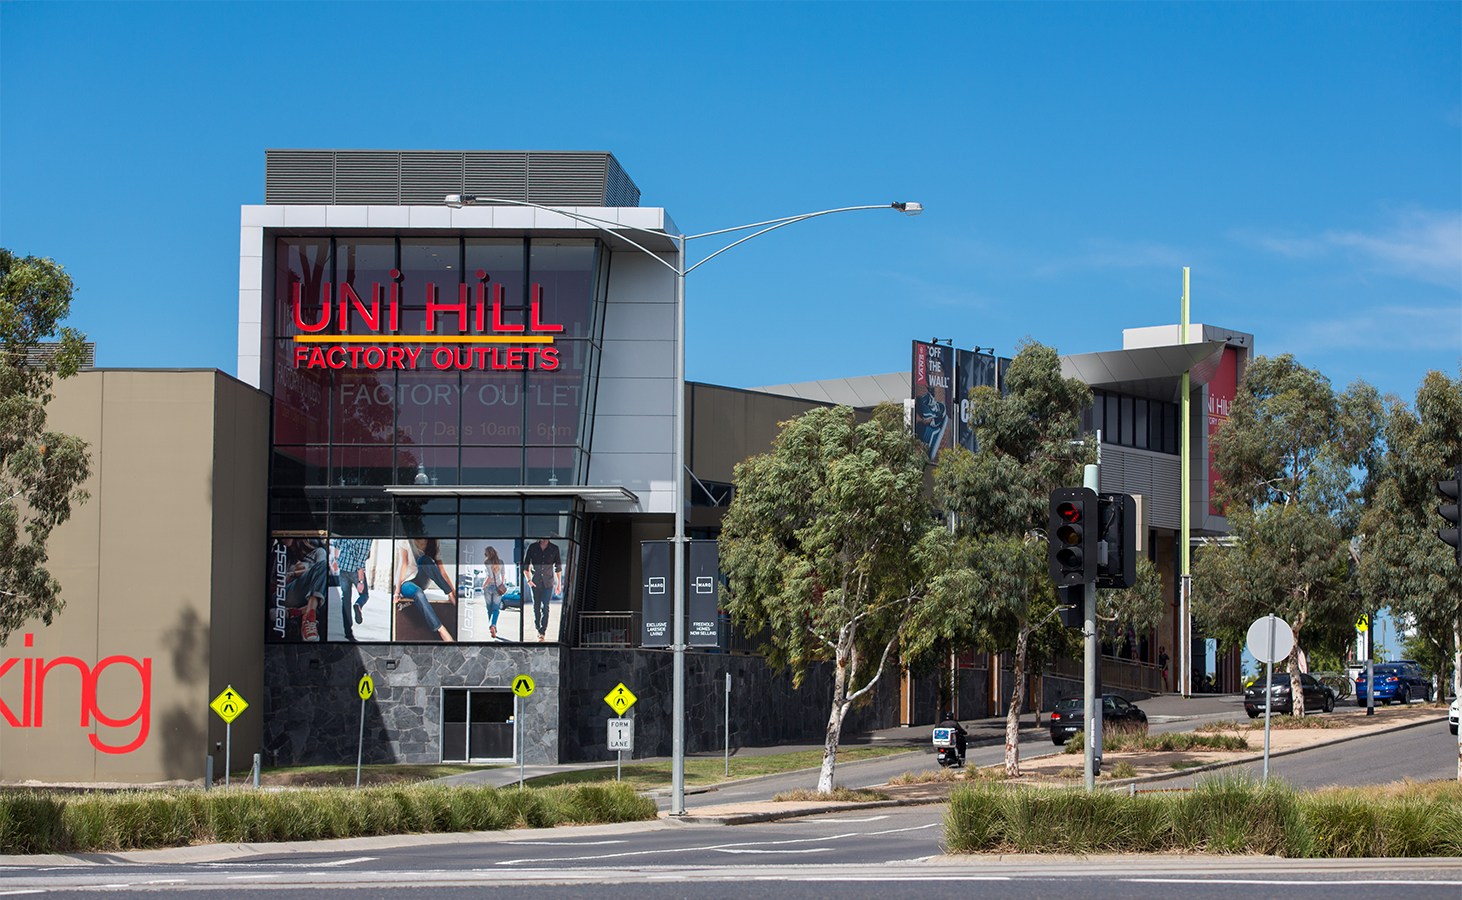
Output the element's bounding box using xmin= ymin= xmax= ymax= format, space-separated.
xmin=604 ymin=683 xmax=637 ymax=716
xmin=210 ymin=686 xmax=248 ymax=723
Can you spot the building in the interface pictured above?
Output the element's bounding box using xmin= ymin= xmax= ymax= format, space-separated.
xmin=2 ymin=150 xmax=1244 ymax=784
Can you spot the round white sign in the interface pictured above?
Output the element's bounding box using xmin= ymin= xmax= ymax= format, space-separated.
xmin=1246 ymin=615 xmax=1295 ymax=664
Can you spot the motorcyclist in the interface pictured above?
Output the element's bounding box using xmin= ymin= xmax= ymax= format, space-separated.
xmin=939 ymin=711 xmax=968 ymax=761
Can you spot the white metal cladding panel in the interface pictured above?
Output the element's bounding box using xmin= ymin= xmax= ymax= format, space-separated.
xmin=265 ymin=150 xmax=334 ymax=204
xmin=528 ymin=153 xmax=610 ymax=206
xmin=465 ymin=152 xmax=529 ymax=202
xmin=1099 ymin=445 xmax=1181 ymax=529
xmin=333 ymin=151 xmax=400 ymax=204
xmin=401 ymin=151 xmax=466 ymax=205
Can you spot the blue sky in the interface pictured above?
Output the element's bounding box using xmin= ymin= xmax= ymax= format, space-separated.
xmin=2 ymin=2 xmax=1458 ymax=401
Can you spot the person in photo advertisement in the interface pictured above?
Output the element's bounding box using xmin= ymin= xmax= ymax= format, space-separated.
xmin=483 ymin=545 xmax=507 ymax=639
xmin=394 ymin=538 xmax=457 ymax=642
xmin=522 ymin=535 xmax=562 ymax=642
xmin=915 ymin=387 xmax=949 ymax=459
xmin=332 ymin=537 xmax=373 ymax=641
xmin=279 ymin=537 xmax=329 ymax=642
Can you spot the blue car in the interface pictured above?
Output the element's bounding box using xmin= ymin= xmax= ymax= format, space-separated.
xmin=1354 ymin=662 xmax=1432 ymax=705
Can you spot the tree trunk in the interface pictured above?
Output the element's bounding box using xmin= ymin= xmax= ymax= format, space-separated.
xmin=1287 ymin=642 xmax=1305 ymax=717
xmin=818 ymin=634 xmax=852 ymax=795
xmin=1005 ymin=625 xmax=1030 ymax=776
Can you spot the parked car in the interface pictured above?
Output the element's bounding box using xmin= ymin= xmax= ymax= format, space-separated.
xmin=1244 ymin=672 xmax=1336 ymax=717
xmin=1049 ymin=694 xmax=1148 ymax=745
xmin=1355 ymin=661 xmax=1432 ymax=705
xmin=1448 ymin=697 xmax=1458 ymax=736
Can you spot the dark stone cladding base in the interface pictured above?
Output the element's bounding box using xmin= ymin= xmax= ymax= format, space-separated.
xmin=262 ymin=643 xmax=562 ymax=766
xmin=262 ymin=643 xmax=907 ymax=767
xmin=560 ymin=649 xmax=903 ymax=762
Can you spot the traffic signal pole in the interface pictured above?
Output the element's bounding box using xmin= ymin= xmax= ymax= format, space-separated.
xmin=1083 ymin=463 xmax=1100 ymax=790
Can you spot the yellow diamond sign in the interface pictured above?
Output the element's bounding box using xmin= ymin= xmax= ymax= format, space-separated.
xmin=210 ymin=686 xmax=248 ymax=724
xmin=604 ymin=682 xmax=637 ymax=716
xmin=1355 ymin=614 xmax=1369 ymax=634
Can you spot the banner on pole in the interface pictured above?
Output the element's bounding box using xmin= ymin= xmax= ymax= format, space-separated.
xmin=688 ymin=540 xmax=720 ymax=647
xmin=640 ymin=540 xmax=671 ymax=647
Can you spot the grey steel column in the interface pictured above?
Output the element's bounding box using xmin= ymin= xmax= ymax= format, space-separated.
xmin=1083 ymin=463 xmax=1099 ymax=790
xmin=671 ymin=235 xmax=687 ymax=816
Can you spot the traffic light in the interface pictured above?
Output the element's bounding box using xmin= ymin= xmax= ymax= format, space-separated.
xmin=1096 ymin=493 xmax=1137 ymax=590
xmin=1058 ymin=585 xmax=1084 ymax=629
xmin=1048 ymin=487 xmax=1098 ymax=586
xmin=1440 ymin=464 xmax=1461 ymax=568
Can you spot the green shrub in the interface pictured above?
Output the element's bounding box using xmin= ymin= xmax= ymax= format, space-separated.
xmin=0 ymin=781 xmax=656 ymax=855
xmin=943 ymin=777 xmax=1462 ymax=857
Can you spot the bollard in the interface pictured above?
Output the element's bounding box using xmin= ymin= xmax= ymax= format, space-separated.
xmin=252 ymin=753 xmax=261 ymax=788
xmin=205 ymin=755 xmax=214 ymax=791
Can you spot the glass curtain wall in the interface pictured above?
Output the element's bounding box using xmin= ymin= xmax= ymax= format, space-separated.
xmin=267 ymin=236 xmax=609 ymax=645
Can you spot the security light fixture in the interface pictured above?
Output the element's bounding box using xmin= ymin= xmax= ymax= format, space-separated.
xmin=893 ymin=201 xmax=923 ymax=215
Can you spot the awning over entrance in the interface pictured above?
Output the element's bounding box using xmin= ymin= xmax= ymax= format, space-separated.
xmin=383 ymin=484 xmax=639 ymax=503
xmin=1060 ymin=341 xmax=1228 ymax=403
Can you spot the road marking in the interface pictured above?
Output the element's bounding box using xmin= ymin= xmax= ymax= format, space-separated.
xmin=503 ymin=840 xmax=628 ymax=846
xmin=1126 ymin=879 xmax=1462 ymax=887
xmin=0 ymin=891 xmax=46 ymax=896
xmin=227 ymin=874 xmax=280 ymax=879
xmin=315 ymin=857 xmax=378 ymax=867
xmin=817 ymin=815 xmax=889 ymax=822
xmin=714 ymin=847 xmax=835 ymax=854
xmin=144 ymin=879 xmax=187 ymax=884
xmin=494 ymin=822 xmax=938 ymax=864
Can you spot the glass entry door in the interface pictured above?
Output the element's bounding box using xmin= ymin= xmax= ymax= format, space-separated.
xmin=442 ymin=689 xmax=515 ymax=762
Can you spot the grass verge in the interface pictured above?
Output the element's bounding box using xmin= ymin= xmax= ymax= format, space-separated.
xmin=0 ymin=782 xmax=655 ymax=855
xmin=945 ymin=777 xmax=1462 ymax=857
xmin=771 ymin=787 xmax=889 ymax=803
xmin=1064 ymin=731 xmax=1249 ymax=754
xmin=250 ymin=764 xmax=491 ymax=788
xmin=523 ymin=746 xmax=912 ymax=790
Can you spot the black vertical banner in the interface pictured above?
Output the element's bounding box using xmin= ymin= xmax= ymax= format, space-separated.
xmin=911 ymin=341 xmax=955 ymax=463
xmin=954 ymin=349 xmax=997 ymax=453
xmin=687 ymin=540 xmax=720 ymax=647
xmin=640 ymin=540 xmax=671 ymax=647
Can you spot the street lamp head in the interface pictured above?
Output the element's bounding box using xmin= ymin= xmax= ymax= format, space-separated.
xmin=893 ymin=201 xmax=923 ymax=216
xmin=445 ymin=194 xmax=479 ymax=209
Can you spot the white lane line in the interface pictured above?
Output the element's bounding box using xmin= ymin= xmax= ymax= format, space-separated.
xmin=816 ymin=815 xmax=889 ymax=823
xmin=314 ymin=857 xmax=378 ymax=868
xmin=0 ymin=891 xmax=46 ymax=896
xmin=1126 ymin=879 xmax=1462 ymax=887
xmin=226 ymin=874 xmax=280 ymax=880
xmin=798 ymin=876 xmax=1013 ymax=881
xmin=494 ymin=821 xmax=938 ymax=865
xmin=503 ymin=840 xmax=628 ymax=846
xmin=713 ymin=848 xmax=835 ymax=855
xmin=144 ymin=880 xmax=187 ymax=884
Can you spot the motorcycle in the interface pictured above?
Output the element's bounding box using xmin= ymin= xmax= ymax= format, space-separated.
xmin=932 ymin=725 xmax=965 ymax=768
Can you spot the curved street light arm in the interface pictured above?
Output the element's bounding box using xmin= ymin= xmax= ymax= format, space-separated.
xmin=683 ymin=204 xmax=896 ymax=240
xmin=446 ymin=195 xmax=684 ymax=275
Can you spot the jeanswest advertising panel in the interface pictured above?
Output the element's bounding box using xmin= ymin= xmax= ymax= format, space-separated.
xmin=954 ymin=349 xmax=998 ymax=453
xmin=912 ymin=341 xmax=955 ymax=463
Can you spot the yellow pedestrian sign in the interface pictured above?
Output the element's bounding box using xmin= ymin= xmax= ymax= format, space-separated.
xmin=358 ymin=675 xmax=374 ymax=700
xmin=512 ymin=674 xmax=535 ymax=698
xmin=1355 ymin=614 xmax=1369 ymax=633
xmin=210 ymin=686 xmax=247 ymax=724
xmin=605 ymin=682 xmax=637 ymax=716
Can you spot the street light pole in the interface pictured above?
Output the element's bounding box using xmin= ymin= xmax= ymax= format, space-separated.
xmin=445 ymin=194 xmax=920 ymax=814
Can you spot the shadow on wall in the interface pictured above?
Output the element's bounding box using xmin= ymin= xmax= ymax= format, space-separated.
xmin=159 ymin=705 xmax=207 ymax=781
xmin=160 ymin=605 xmax=209 ymax=781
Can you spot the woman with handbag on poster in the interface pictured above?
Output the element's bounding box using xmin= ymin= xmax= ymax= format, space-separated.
xmin=483 ymin=545 xmax=507 ymax=639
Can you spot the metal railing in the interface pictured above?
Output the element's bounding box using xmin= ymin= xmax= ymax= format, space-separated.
xmin=577 ymin=612 xmax=639 ymax=648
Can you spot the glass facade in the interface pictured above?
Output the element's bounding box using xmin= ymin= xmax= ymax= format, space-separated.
xmin=267 ymin=236 xmax=609 ymax=645
xmin=1084 ymin=389 xmax=1180 ymax=455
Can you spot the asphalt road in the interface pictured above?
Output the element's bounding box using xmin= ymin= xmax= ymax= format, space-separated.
xmin=1160 ymin=715 xmax=1460 ymax=789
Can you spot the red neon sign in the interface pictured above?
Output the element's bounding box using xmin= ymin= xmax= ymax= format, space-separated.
xmin=292 ymin=269 xmax=564 ymax=372
xmin=0 ymin=634 xmax=152 ymax=754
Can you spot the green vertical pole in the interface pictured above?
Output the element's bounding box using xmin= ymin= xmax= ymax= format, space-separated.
xmin=1180 ymin=267 xmax=1192 ymax=698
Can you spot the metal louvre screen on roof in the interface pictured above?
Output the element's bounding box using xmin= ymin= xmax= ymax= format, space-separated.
xmin=264 ymin=150 xmax=641 ymax=207
xmin=1099 ymin=445 xmax=1181 ymax=529
xmin=333 ymin=151 xmax=400 ymax=204
xmin=401 ymin=151 xmax=466 ymax=204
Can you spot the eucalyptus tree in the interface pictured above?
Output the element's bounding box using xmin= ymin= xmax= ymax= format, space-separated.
xmin=1193 ymin=354 xmax=1376 ymax=714
xmin=1357 ymin=370 xmax=1462 ymax=700
xmin=0 ymin=250 xmax=92 ymax=645
xmin=720 ymin=403 xmax=941 ymax=794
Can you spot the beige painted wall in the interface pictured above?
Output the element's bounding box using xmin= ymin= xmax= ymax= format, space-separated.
xmin=0 ymin=370 xmax=268 ymax=784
